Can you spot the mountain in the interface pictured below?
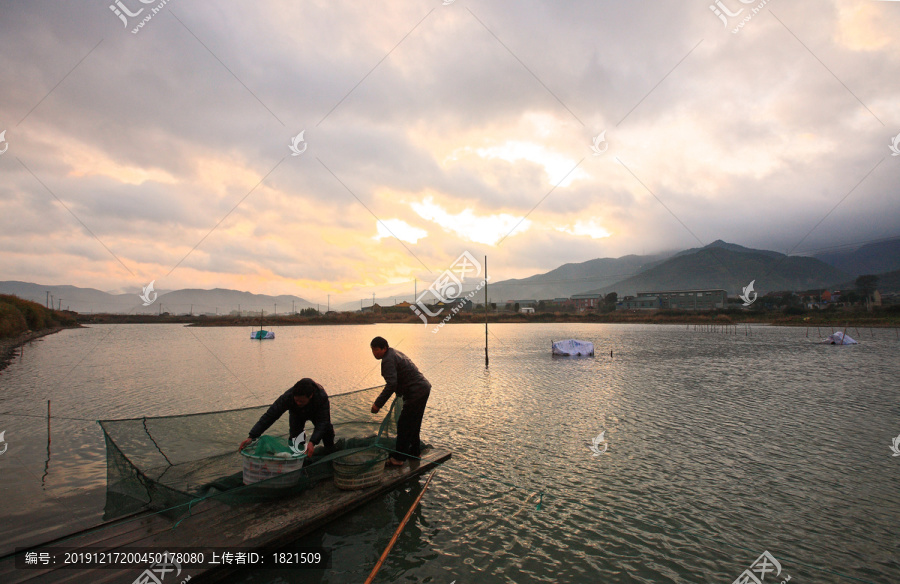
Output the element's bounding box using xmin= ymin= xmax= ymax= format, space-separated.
xmin=871 ymin=269 xmax=900 ymax=293
xmin=0 ymin=281 xmax=135 ymax=313
xmin=579 ymin=243 xmax=851 ymax=297
xmin=812 ymin=238 xmax=900 ymax=278
xmin=0 ymin=281 xmax=314 ymax=315
xmin=153 ymin=289 xmax=316 ymax=315
xmin=477 ymin=252 xmax=673 ymax=303
xmin=834 ymin=268 xmax=900 ymax=294
xmin=671 ymin=240 xmax=783 ymax=260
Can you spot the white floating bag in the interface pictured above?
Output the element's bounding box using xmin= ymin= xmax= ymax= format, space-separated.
xmin=822 ymin=331 xmax=857 ymax=345
xmin=552 ymin=339 xmax=595 ymax=356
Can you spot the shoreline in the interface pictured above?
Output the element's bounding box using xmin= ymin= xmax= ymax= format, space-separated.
xmin=73 ymin=311 xmax=900 ymax=328
xmin=0 ymin=327 xmax=70 ymax=373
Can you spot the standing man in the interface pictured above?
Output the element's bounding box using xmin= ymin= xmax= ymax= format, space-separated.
xmin=370 ymin=336 xmax=431 ymax=466
xmin=239 ymin=378 xmax=335 ymax=456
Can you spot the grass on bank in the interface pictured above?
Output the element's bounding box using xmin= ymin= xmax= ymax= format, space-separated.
xmin=73 ymin=304 xmax=900 ymax=327
xmin=0 ymin=294 xmax=78 ymax=338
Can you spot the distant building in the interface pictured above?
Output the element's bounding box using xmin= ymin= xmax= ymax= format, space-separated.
xmin=519 ymin=307 xmax=535 ymax=314
xmin=620 ymin=289 xmax=726 ymax=311
xmin=548 ymin=297 xmax=574 ymax=310
xmin=570 ymin=293 xmax=602 ymax=311
xmin=618 ymin=295 xmax=661 ymax=310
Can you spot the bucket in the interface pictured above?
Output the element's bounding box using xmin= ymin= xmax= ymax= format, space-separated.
xmin=240 ymin=450 xmax=305 ymax=487
xmin=332 ymin=448 xmax=388 ymax=490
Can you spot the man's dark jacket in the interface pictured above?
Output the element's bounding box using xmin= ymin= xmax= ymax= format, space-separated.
xmin=249 ymin=381 xmax=331 ymax=444
xmin=374 ymin=348 xmax=431 ymax=409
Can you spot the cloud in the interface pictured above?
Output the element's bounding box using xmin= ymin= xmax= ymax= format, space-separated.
xmin=373 ymin=219 xmax=428 ymax=243
xmin=411 ymin=196 xmax=533 ymax=245
xmin=0 ymin=0 xmax=898 ymax=304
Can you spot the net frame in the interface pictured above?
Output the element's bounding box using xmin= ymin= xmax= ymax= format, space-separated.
xmin=98 ymin=386 xmax=402 ymax=520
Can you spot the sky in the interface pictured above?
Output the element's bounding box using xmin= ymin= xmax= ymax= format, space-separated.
xmin=1 ymin=0 xmax=898 ymax=307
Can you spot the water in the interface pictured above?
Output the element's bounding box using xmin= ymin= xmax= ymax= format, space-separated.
xmin=1 ymin=323 xmax=898 ymax=583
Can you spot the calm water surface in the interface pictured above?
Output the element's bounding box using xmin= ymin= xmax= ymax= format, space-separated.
xmin=0 ymin=323 xmax=898 ymax=583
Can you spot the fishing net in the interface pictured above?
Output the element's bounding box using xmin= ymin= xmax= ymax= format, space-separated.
xmin=98 ymin=385 xmax=402 ymax=521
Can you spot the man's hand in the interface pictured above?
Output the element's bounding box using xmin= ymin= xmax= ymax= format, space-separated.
xmin=305 ymin=441 xmax=315 ymax=457
xmin=371 ymin=403 xmax=380 ymax=414
xmin=239 ymin=438 xmax=253 ymax=451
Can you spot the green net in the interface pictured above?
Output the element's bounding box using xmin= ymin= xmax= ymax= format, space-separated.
xmin=244 ymin=435 xmax=303 ymax=458
xmin=98 ymin=386 xmax=402 ymax=521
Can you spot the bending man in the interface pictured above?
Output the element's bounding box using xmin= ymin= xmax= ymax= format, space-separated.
xmin=370 ymin=336 xmax=431 ymax=466
xmin=239 ymin=378 xmax=335 ymax=456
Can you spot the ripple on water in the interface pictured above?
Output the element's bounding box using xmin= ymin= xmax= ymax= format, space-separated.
xmin=1 ymin=323 xmax=898 ymax=583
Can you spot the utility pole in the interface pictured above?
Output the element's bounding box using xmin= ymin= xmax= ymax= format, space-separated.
xmin=292 ymin=300 xmax=295 ymax=314
xmin=274 ymin=303 xmax=277 ymax=316
xmin=46 ymin=291 xmax=50 ymax=308
xmin=372 ymin=293 xmax=375 ymax=307
xmin=238 ymin=304 xmax=241 ymax=316
xmin=327 ymin=295 xmax=330 ymax=312
xmin=58 ymin=299 xmax=62 ymax=311
xmin=190 ymin=304 xmax=193 ymax=316
xmin=485 ymin=255 xmax=489 ymax=369
xmin=159 ymin=302 xmax=162 ymax=316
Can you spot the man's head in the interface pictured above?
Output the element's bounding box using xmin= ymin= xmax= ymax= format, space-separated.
xmin=370 ymin=336 xmax=389 ymax=359
xmin=291 ymin=378 xmax=317 ymax=407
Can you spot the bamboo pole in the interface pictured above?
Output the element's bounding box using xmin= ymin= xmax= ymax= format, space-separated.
xmin=365 ymin=470 xmax=438 ymax=584
xmin=484 ymin=256 xmax=489 ymax=369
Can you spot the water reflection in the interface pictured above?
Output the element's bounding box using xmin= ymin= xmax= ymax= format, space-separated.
xmin=0 ymin=323 xmax=898 ymax=583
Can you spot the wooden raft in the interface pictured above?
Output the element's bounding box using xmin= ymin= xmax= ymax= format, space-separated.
xmin=0 ymin=448 xmax=451 ymax=584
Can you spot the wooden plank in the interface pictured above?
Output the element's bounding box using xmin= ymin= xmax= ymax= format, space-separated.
xmin=0 ymin=449 xmax=451 ymax=584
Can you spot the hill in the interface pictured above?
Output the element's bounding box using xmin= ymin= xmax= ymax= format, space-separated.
xmin=812 ymin=238 xmax=900 ymax=277
xmin=477 ymin=252 xmax=673 ymax=303
xmin=0 ymin=281 xmax=314 ymax=315
xmin=0 ymin=294 xmax=78 ymax=338
xmin=581 ymin=244 xmax=850 ymax=297
xmin=834 ymin=268 xmax=900 ymax=294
